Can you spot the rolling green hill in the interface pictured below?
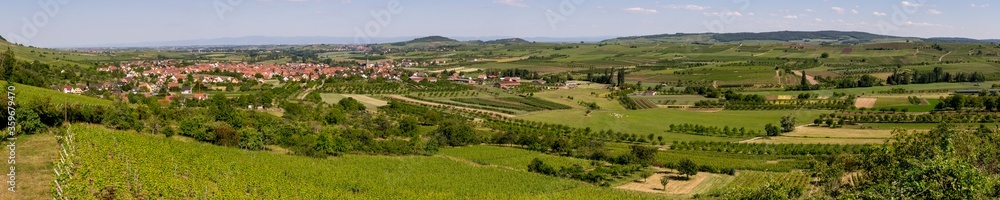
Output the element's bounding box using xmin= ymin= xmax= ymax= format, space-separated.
xmin=0 ymin=36 xmax=107 ymax=69
xmin=409 ymin=36 xmax=459 ymax=43
xmin=483 ymin=38 xmax=530 ymax=44
xmin=1 ymin=80 xmax=113 ymax=106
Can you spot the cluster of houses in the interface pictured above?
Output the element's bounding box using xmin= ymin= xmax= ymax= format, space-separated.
xmin=64 ymin=59 xmax=425 ymax=103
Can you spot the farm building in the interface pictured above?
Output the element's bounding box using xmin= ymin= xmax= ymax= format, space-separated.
xmin=495 ymin=81 xmax=520 ymax=89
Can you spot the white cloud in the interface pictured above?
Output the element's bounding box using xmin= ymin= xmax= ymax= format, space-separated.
xmin=971 ymin=3 xmax=990 ymax=7
xmin=662 ymin=4 xmax=710 ymax=11
xmin=815 ymin=18 xmax=823 ymax=22
xmin=703 ymin=12 xmax=742 ymax=17
xmin=873 ymin=11 xmax=888 ymax=16
xmin=830 ymin=7 xmax=859 ymax=14
xmin=901 ymin=1 xmax=923 ymax=7
xmin=904 ymin=21 xmax=945 ymax=27
xmin=493 ymin=0 xmax=527 ymax=7
xmin=784 ymin=15 xmax=799 ymax=19
xmin=747 ymin=12 xmax=755 ymax=16
xmin=624 ymin=7 xmax=658 ymax=14
xmin=926 ymin=9 xmax=942 ymax=14
xmin=805 ymin=9 xmax=815 ymax=12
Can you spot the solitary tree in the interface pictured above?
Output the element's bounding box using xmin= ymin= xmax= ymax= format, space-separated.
xmin=640 ymin=171 xmax=654 ymax=183
xmin=780 ymin=114 xmax=796 ymax=133
xmin=678 ymin=158 xmax=698 ymax=179
xmin=765 ymin=123 xmax=781 ymax=137
xmin=800 ymin=71 xmax=809 ymax=87
xmin=660 ymin=175 xmax=670 ymax=191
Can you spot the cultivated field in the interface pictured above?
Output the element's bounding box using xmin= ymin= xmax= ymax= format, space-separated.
xmin=61 ymin=124 xmax=660 ymax=199
xmin=319 ymin=93 xmax=388 ymax=109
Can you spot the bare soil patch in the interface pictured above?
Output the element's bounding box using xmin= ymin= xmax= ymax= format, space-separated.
xmin=616 ymin=170 xmax=723 ymax=195
xmin=341 ymin=94 xmax=388 ymax=107
xmin=854 ymin=98 xmax=877 ymax=108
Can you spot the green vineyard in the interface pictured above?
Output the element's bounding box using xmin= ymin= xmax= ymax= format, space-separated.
xmin=59 ymin=124 xmax=659 ymax=199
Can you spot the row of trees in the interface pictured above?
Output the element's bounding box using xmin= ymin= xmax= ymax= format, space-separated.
xmin=886 ymin=67 xmax=988 ymax=85
xmin=667 ymin=123 xmax=762 ymax=137
xmin=670 ymin=141 xmax=869 ymax=156
xmin=935 ymin=94 xmax=1000 ymax=111
xmin=833 ymin=112 xmax=1000 ymax=123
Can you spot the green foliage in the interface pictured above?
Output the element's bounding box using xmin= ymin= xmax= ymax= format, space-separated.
xmin=0 ymin=48 xmax=13 ymax=80
xmin=780 ymin=115 xmax=796 ymax=133
xmin=61 ymin=124 xmax=656 ymax=199
xmin=528 ymin=158 xmax=557 ymax=175
xmin=660 ymin=175 xmax=669 ymax=190
xmin=238 ymin=127 xmax=264 ymax=150
xmin=17 ymin=107 xmax=45 ymax=134
xmin=180 ymin=114 xmax=210 ymax=142
xmin=323 ymin=107 xmax=346 ymax=125
xmin=162 ymin=126 xmax=175 ymax=137
xmin=670 ymin=141 xmax=869 ymax=156
xmin=628 ymin=145 xmax=658 ymax=166
xmin=668 ymin=123 xmax=760 ymax=137
xmin=701 ymin=171 xmax=809 ymax=199
xmin=702 ymin=180 xmax=805 ymax=200
xmin=338 ymin=97 xmax=366 ymax=111
xmin=304 ymin=90 xmax=323 ymax=103
xmin=765 ymin=123 xmax=780 ymax=136
xmin=833 ymin=124 xmax=999 ymax=199
xmin=101 ymin=102 xmax=139 ymax=130
xmin=434 ymin=119 xmax=476 ymax=146
xmin=678 ymin=158 xmax=698 ymax=178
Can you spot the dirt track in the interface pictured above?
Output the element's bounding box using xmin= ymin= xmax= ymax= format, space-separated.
xmin=939 ymin=51 xmax=951 ymax=62
xmin=792 ymin=70 xmax=819 ymax=85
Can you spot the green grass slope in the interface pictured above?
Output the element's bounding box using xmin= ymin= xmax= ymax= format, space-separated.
xmin=438 ymin=145 xmax=592 ymax=171
xmin=0 ymin=38 xmax=106 ymax=68
xmin=2 ymin=80 xmax=112 ymax=106
xmin=62 ymin=124 xmax=661 ymax=199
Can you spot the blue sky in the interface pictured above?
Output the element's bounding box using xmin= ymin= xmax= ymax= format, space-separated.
xmin=1 ymin=0 xmax=996 ymax=47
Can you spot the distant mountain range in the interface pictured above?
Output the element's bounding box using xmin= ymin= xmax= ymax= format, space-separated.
xmin=22 ymin=31 xmax=999 ymax=48
xmin=604 ymin=31 xmax=1000 ymax=44
xmin=56 ymin=36 xmax=609 ymax=48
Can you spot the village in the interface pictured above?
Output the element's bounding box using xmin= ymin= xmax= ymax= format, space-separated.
xmin=54 ymin=58 xmax=582 ymax=104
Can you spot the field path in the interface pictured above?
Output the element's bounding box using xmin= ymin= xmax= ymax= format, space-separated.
xmin=384 ymin=95 xmax=516 ymax=118
xmin=297 ymin=80 xmax=323 ymax=100
xmin=774 ymin=70 xmax=783 ymax=88
xmin=792 ymin=70 xmax=819 ymax=85
xmin=435 ymin=155 xmax=523 ymax=172
xmin=939 ymin=51 xmax=952 ymax=62
xmin=0 ymin=133 xmax=60 ymax=200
